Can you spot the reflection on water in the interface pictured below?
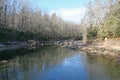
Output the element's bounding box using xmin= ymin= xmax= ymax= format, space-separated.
xmin=0 ymin=46 xmax=120 ymax=80
xmin=86 ymin=55 xmax=120 ymax=80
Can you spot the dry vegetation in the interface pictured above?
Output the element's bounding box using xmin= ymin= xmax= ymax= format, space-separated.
xmin=0 ymin=0 xmax=82 ymax=42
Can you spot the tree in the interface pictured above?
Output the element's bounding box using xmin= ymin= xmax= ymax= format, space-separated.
xmin=99 ymin=0 xmax=120 ymax=38
xmin=81 ymin=0 xmax=119 ymax=42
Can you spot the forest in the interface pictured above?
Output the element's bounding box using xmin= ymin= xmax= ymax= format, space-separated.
xmin=0 ymin=0 xmax=120 ymax=42
xmin=0 ymin=0 xmax=82 ymax=42
xmin=82 ymin=0 xmax=120 ymax=43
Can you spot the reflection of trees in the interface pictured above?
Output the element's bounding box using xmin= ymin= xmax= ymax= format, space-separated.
xmin=85 ymin=55 xmax=120 ymax=80
xmin=0 ymin=65 xmax=9 ymax=80
xmin=0 ymin=47 xmax=119 ymax=80
xmin=0 ymin=46 xmax=76 ymax=80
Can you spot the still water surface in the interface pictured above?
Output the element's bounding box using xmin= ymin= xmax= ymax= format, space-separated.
xmin=0 ymin=46 xmax=120 ymax=80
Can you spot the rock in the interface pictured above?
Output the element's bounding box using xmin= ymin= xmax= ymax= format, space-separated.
xmin=91 ymin=51 xmax=97 ymax=54
xmin=27 ymin=40 xmax=36 ymax=47
xmin=104 ymin=37 xmax=108 ymax=42
xmin=63 ymin=41 xmax=68 ymax=45
xmin=0 ymin=60 xmax=8 ymax=64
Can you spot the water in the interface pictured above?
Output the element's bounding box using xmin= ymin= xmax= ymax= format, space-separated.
xmin=0 ymin=46 xmax=120 ymax=80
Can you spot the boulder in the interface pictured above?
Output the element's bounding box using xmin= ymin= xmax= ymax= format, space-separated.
xmin=27 ymin=40 xmax=36 ymax=47
xmin=0 ymin=60 xmax=8 ymax=65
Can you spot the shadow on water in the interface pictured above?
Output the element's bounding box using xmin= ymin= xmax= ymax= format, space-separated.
xmin=0 ymin=46 xmax=55 ymax=61
xmin=0 ymin=46 xmax=120 ymax=80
